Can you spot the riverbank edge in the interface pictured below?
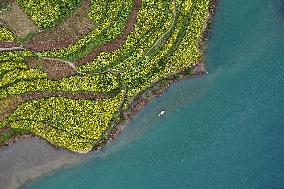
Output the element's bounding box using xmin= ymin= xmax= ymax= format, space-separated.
xmin=0 ymin=1 xmax=218 ymax=188
xmin=91 ymin=0 xmax=218 ymax=153
xmin=0 ymin=0 xmax=218 ymax=154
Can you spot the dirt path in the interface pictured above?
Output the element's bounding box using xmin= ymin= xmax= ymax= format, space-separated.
xmin=25 ymin=56 xmax=85 ymax=80
xmin=0 ymin=1 xmax=39 ymax=37
xmin=1 ymin=0 xmax=143 ymax=80
xmin=0 ymin=46 xmax=24 ymax=51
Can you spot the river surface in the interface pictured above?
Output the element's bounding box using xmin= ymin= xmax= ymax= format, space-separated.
xmin=21 ymin=0 xmax=284 ymax=188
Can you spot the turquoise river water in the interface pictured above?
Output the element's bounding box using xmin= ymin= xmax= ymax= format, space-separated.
xmin=21 ymin=0 xmax=284 ymax=188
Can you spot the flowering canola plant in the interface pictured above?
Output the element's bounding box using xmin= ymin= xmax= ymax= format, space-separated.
xmin=0 ymin=0 xmax=213 ymax=152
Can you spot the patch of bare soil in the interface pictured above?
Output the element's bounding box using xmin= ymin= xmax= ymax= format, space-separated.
xmin=26 ymin=0 xmax=94 ymax=51
xmin=0 ymin=41 xmax=20 ymax=48
xmin=26 ymin=57 xmax=77 ymax=80
xmin=0 ymin=95 xmax=23 ymax=121
xmin=75 ymin=0 xmax=142 ymax=66
xmin=123 ymin=98 xmax=148 ymax=120
xmin=191 ymin=62 xmax=205 ymax=75
xmin=0 ymin=1 xmax=38 ymax=37
xmin=0 ymin=125 xmax=11 ymax=134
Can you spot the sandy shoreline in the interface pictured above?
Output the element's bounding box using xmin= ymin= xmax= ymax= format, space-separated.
xmin=0 ymin=137 xmax=89 ymax=189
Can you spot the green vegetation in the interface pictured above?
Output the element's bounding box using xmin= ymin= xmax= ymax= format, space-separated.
xmin=17 ymin=32 xmax=36 ymax=44
xmin=17 ymin=0 xmax=81 ymax=28
xmin=0 ymin=0 xmax=12 ymax=12
xmin=0 ymin=27 xmax=16 ymax=41
xmin=38 ymin=0 xmax=134 ymax=61
xmin=0 ymin=0 xmax=213 ymax=152
xmin=4 ymin=93 xmax=124 ymax=152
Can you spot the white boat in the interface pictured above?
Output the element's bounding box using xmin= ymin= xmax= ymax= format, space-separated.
xmin=158 ymin=110 xmax=165 ymax=117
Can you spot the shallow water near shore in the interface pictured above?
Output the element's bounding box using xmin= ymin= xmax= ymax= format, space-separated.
xmin=21 ymin=0 xmax=284 ymax=188
xmin=0 ymin=138 xmax=89 ymax=189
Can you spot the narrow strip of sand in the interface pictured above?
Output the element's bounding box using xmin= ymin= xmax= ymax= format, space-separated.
xmin=0 ymin=138 xmax=89 ymax=189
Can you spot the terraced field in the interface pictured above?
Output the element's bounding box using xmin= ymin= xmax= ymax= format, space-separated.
xmin=0 ymin=0 xmax=215 ymax=152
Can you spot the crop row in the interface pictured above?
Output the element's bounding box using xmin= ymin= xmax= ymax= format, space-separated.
xmin=79 ymin=0 xmax=173 ymax=72
xmin=120 ymin=1 xmax=186 ymax=102
xmin=0 ymin=52 xmax=120 ymax=98
xmin=0 ymin=50 xmax=34 ymax=62
xmin=0 ymin=26 xmax=15 ymax=42
xmin=166 ymin=0 xmax=210 ymax=70
xmin=37 ymin=0 xmax=133 ymax=61
xmin=78 ymin=0 xmax=210 ymax=108
xmin=124 ymin=0 xmax=211 ymax=104
xmin=0 ymin=0 xmax=212 ymax=152
xmin=17 ymin=0 xmax=81 ymax=28
xmin=2 ymin=91 xmax=124 ymax=152
xmin=79 ymin=0 xmax=188 ymax=102
xmin=0 ymin=72 xmax=120 ymax=99
xmin=0 ymin=68 xmax=46 ymax=88
xmin=88 ymin=0 xmax=119 ymax=25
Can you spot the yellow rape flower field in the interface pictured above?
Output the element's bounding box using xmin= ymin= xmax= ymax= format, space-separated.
xmin=0 ymin=0 xmax=215 ymax=152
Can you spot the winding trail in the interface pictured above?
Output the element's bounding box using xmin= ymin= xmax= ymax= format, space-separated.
xmin=0 ymin=46 xmax=25 ymax=51
xmin=40 ymin=57 xmax=86 ymax=75
xmin=0 ymin=82 xmax=126 ymax=142
xmin=143 ymin=0 xmax=177 ymax=57
xmin=0 ymin=0 xmax=143 ymax=80
xmin=0 ymin=0 xmax=141 ymax=80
